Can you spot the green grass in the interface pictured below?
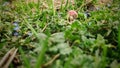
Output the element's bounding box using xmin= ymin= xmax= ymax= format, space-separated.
xmin=19 ymin=47 xmax=31 ymax=68
xmin=118 ymin=23 xmax=120 ymax=50
xmin=0 ymin=0 xmax=120 ymax=68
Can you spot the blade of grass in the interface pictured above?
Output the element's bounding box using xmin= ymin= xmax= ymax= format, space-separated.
xmin=19 ymin=47 xmax=31 ymax=68
xmin=60 ymin=0 xmax=64 ymax=11
xmin=52 ymin=0 xmax=55 ymax=16
xmin=21 ymin=16 xmax=39 ymax=39
xmin=21 ymin=15 xmax=48 ymax=68
xmin=37 ymin=0 xmax=40 ymax=9
xmin=118 ymin=23 xmax=120 ymax=50
xmin=35 ymin=38 xmax=48 ymax=68
xmin=64 ymin=0 xmax=69 ymax=10
xmin=101 ymin=45 xmax=107 ymax=68
xmin=64 ymin=56 xmax=72 ymax=68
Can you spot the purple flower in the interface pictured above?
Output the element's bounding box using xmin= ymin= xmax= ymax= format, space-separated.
xmin=13 ymin=22 xmax=19 ymax=26
xmin=27 ymin=32 xmax=32 ymax=36
xmin=13 ymin=26 xmax=19 ymax=31
xmin=13 ymin=32 xmax=19 ymax=36
xmin=84 ymin=12 xmax=91 ymax=18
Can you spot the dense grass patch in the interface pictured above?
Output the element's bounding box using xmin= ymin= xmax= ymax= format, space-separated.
xmin=0 ymin=0 xmax=120 ymax=68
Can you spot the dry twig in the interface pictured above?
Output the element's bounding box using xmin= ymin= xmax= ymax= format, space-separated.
xmin=42 ymin=54 xmax=60 ymax=67
xmin=0 ymin=47 xmax=18 ymax=68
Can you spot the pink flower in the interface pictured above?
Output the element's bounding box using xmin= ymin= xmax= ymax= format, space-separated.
xmin=68 ymin=10 xmax=78 ymax=22
xmin=68 ymin=10 xmax=77 ymax=17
